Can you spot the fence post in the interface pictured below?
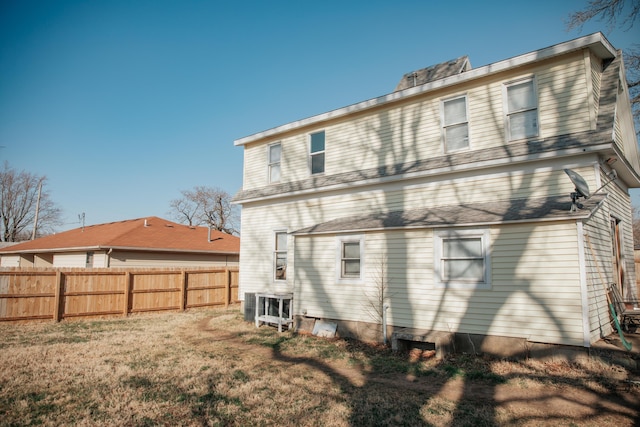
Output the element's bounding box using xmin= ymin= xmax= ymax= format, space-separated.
xmin=180 ymin=270 xmax=187 ymax=311
xmin=225 ymin=268 xmax=230 ymax=308
xmin=123 ymin=272 xmax=131 ymax=317
xmin=54 ymin=271 xmax=63 ymax=322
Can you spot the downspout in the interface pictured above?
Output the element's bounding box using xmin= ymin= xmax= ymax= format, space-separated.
xmin=383 ymin=303 xmax=390 ymax=345
xmin=577 ymin=221 xmax=592 ymax=347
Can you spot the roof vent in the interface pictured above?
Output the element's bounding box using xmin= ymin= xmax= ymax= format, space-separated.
xmin=144 ymin=219 xmax=148 ymax=227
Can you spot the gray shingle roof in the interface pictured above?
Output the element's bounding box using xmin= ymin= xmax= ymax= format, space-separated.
xmin=232 ymin=129 xmax=613 ymax=203
xmin=293 ymin=194 xmax=605 ymax=235
xmin=394 ymin=56 xmax=471 ymax=91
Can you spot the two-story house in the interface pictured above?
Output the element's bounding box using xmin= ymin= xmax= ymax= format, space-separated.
xmin=233 ymin=33 xmax=640 ymax=354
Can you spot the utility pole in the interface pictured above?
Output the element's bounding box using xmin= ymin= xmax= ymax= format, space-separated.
xmin=31 ymin=180 xmax=42 ymax=240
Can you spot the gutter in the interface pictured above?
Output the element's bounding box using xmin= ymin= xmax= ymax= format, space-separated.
xmin=0 ymin=245 xmax=239 ymax=256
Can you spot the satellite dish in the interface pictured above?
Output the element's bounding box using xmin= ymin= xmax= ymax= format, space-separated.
xmin=564 ymin=169 xmax=590 ymax=198
xmin=563 ymin=168 xmax=618 ymax=212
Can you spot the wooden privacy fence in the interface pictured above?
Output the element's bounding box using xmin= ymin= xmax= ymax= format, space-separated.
xmin=0 ymin=267 xmax=239 ymax=322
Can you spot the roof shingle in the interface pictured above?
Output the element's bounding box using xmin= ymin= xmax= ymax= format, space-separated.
xmin=0 ymin=217 xmax=239 ymax=254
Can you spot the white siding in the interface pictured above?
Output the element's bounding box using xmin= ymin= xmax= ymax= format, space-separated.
xmin=0 ymin=255 xmax=20 ymax=267
xmin=293 ymin=222 xmax=585 ymax=346
xmin=53 ymin=253 xmax=87 ymax=268
xmin=241 ymin=52 xmax=593 ymax=191
xmin=236 ymin=42 xmax=637 ymax=349
xmin=108 ymin=251 xmax=238 ymax=268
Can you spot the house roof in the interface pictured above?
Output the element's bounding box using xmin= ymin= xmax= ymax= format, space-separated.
xmin=234 ymin=32 xmax=616 ymax=147
xmin=293 ymin=194 xmax=606 ymax=235
xmin=0 ymin=217 xmax=240 ymax=255
xmin=394 ymin=56 xmax=471 ymax=92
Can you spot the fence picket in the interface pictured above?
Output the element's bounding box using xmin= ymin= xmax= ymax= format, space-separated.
xmin=0 ymin=267 xmax=239 ymax=322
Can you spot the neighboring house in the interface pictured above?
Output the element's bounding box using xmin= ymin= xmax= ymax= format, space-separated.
xmin=233 ymin=33 xmax=640 ymax=352
xmin=0 ymin=217 xmax=239 ymax=268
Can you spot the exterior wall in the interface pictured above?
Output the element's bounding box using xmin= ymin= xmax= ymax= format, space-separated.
xmin=242 ymin=51 xmax=593 ymax=192
xmin=2 ymin=251 xmax=238 ymax=269
xmin=108 ymin=250 xmax=239 ymax=268
xmin=589 ymin=52 xmax=602 ymax=124
xmin=613 ymin=73 xmax=640 ymax=172
xmin=238 ymin=159 xmax=600 ymax=301
xmin=293 ymin=221 xmax=585 ymax=346
xmin=33 ymin=254 xmax=53 ymax=267
xmin=93 ymin=252 xmax=109 ymax=268
xmin=236 ymin=40 xmax=639 ymax=349
xmin=53 ymin=252 xmax=88 ymax=268
xmin=0 ymin=255 xmax=20 ymax=267
xmin=583 ymin=207 xmax=615 ymax=343
xmin=599 ymin=168 xmax=637 ymax=300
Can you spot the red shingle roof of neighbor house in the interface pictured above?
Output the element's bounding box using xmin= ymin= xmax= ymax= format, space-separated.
xmin=0 ymin=217 xmax=239 ymax=254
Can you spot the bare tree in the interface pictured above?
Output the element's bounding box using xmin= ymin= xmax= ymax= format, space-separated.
xmin=567 ymin=0 xmax=640 ymax=129
xmin=0 ymin=162 xmax=62 ymax=241
xmin=363 ymin=257 xmax=393 ymax=344
xmin=169 ymin=186 xmax=239 ymax=235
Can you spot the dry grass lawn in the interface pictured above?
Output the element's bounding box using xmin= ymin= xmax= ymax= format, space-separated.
xmin=1 ymin=307 xmax=639 ymax=426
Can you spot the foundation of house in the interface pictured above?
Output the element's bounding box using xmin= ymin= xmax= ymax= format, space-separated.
xmin=292 ymin=315 xmax=638 ymax=368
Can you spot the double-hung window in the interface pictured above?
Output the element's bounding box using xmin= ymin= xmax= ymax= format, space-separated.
xmin=310 ymin=131 xmax=325 ymax=175
xmin=505 ymin=79 xmax=538 ymax=141
xmin=274 ymin=231 xmax=287 ymax=281
xmin=434 ymin=229 xmax=491 ymax=289
xmin=442 ymin=96 xmax=469 ymax=152
xmin=268 ymin=143 xmax=281 ymax=183
xmin=336 ymin=235 xmax=364 ymax=283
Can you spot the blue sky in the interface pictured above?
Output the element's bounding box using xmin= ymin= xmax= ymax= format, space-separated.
xmin=1 ymin=0 xmax=638 ymax=229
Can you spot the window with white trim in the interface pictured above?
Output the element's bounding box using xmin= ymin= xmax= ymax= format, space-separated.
xmin=442 ymin=95 xmax=469 ymax=152
xmin=505 ymin=78 xmax=538 ymax=141
xmin=274 ymin=231 xmax=287 ymax=281
xmin=268 ymin=143 xmax=281 ymax=183
xmin=310 ymin=131 xmax=325 ymax=175
xmin=434 ymin=229 xmax=491 ymax=289
xmin=336 ymin=235 xmax=364 ymax=283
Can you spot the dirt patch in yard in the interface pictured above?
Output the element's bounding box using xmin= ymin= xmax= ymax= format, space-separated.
xmin=183 ymin=312 xmax=640 ymax=426
xmin=1 ymin=307 xmax=639 ymax=426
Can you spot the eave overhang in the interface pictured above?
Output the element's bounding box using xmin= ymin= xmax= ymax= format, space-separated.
xmin=0 ymin=245 xmax=238 ymax=256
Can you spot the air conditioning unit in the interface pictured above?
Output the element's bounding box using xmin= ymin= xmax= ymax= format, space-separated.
xmin=243 ymin=292 xmax=256 ymax=322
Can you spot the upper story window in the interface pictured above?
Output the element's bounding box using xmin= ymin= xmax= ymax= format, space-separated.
xmin=310 ymin=131 xmax=325 ymax=175
xmin=442 ymin=95 xmax=469 ymax=152
xmin=336 ymin=235 xmax=364 ymax=283
xmin=268 ymin=143 xmax=281 ymax=183
xmin=505 ymin=78 xmax=538 ymax=141
xmin=274 ymin=231 xmax=287 ymax=281
xmin=434 ymin=229 xmax=491 ymax=289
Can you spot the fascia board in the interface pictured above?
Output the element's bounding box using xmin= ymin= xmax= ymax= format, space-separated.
xmin=235 ymin=33 xmax=616 ymax=147
xmin=0 ymin=246 xmax=104 ymax=255
xmin=107 ymin=246 xmax=238 ymax=255
xmin=1 ymin=246 xmax=237 ymax=256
